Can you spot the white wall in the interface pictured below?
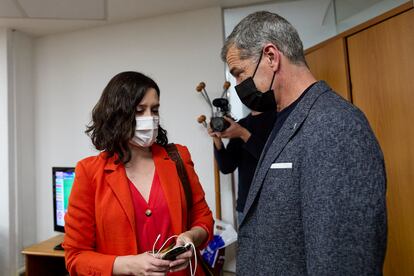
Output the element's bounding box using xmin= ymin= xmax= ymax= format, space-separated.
xmin=336 ymin=0 xmax=408 ymax=32
xmin=0 ymin=28 xmax=35 ymax=275
xmin=12 ymin=30 xmax=36 ymax=271
xmin=0 ymin=27 xmax=12 ymax=276
xmin=34 ymin=6 xmax=226 ymax=241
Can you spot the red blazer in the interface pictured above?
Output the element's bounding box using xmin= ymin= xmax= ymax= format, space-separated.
xmin=63 ymin=144 xmax=214 ymax=276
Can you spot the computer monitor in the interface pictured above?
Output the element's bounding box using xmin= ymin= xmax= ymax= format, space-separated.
xmin=52 ymin=167 xmax=75 ymax=233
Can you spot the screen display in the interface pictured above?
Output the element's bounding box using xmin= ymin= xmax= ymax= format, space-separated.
xmin=53 ymin=167 xmax=75 ymax=232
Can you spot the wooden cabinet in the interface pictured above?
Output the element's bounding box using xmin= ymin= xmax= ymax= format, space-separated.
xmin=305 ymin=2 xmax=414 ymax=275
xmin=347 ymin=9 xmax=414 ymax=275
xmin=305 ymin=38 xmax=350 ymax=101
xmin=22 ymin=235 xmax=67 ymax=276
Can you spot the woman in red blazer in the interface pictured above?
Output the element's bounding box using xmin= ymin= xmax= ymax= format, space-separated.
xmin=63 ymin=71 xmax=214 ymax=276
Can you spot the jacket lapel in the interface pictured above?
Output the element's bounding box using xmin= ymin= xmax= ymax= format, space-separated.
xmin=152 ymin=144 xmax=183 ymax=235
xmin=240 ymin=81 xmax=331 ymax=226
xmin=104 ymin=155 xmax=137 ymax=237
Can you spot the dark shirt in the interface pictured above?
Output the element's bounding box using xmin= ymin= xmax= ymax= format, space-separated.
xmin=264 ymin=82 xmax=317 ymax=155
xmin=214 ymin=110 xmax=276 ymax=212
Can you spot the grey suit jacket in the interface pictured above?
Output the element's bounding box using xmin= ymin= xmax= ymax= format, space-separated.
xmin=237 ymin=81 xmax=387 ymax=275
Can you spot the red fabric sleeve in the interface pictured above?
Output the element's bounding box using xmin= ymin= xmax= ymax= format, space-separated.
xmin=63 ymin=161 xmax=116 ymax=276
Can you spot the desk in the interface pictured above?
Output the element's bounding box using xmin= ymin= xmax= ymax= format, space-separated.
xmin=22 ymin=235 xmax=68 ymax=276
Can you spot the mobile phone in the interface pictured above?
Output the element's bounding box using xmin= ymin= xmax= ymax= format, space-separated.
xmin=161 ymin=244 xmax=192 ymax=260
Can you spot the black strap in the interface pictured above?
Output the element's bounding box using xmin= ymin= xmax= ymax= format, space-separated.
xmin=166 ymin=144 xmax=218 ymax=275
xmin=165 ymin=143 xmax=193 ymax=210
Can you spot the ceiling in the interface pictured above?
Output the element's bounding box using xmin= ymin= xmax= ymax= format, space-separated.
xmin=0 ymin=0 xmax=292 ymax=37
xmin=0 ymin=0 xmax=386 ymax=37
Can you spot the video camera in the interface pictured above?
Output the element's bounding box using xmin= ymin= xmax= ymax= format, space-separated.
xmin=196 ymin=81 xmax=233 ymax=132
xmin=211 ymin=98 xmax=231 ymax=132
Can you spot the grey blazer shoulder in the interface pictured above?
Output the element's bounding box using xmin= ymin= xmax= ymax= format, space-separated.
xmin=237 ymin=81 xmax=387 ymax=276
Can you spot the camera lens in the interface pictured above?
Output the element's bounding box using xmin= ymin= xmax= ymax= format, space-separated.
xmin=210 ymin=117 xmax=230 ymax=132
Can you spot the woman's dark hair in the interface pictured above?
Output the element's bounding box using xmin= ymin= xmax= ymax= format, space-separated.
xmin=86 ymin=71 xmax=168 ymax=164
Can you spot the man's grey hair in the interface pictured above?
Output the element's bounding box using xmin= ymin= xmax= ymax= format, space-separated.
xmin=221 ymin=11 xmax=306 ymax=65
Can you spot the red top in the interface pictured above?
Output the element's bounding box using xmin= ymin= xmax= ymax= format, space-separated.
xmin=129 ymin=171 xmax=174 ymax=253
xmin=129 ymin=170 xmax=188 ymax=275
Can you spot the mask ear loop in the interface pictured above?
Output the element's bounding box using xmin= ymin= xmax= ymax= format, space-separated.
xmin=152 ymin=234 xmax=178 ymax=257
xmin=268 ymin=71 xmax=276 ymax=90
xmin=252 ymin=50 xmax=264 ymax=79
xmin=177 ymin=236 xmax=197 ymax=276
xmin=151 ymin=234 xmax=161 ymax=257
xmin=189 ymin=242 xmax=197 ymax=276
xmin=252 ymin=50 xmax=276 ymax=92
xmin=151 ymin=234 xmax=198 ymax=276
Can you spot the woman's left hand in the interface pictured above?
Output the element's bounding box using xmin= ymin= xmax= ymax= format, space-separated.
xmin=168 ymin=232 xmax=194 ymax=272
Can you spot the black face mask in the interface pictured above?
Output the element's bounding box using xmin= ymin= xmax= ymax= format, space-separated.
xmin=235 ymin=51 xmax=276 ymax=112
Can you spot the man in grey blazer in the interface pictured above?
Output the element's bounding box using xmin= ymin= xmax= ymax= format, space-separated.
xmin=221 ymin=11 xmax=387 ymax=275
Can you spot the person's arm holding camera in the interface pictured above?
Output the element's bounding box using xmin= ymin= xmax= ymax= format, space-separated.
xmin=208 ymin=116 xmax=251 ymax=142
xmin=223 ymin=116 xmax=271 ymax=160
xmin=208 ymin=128 xmax=225 ymax=150
xmin=217 ymin=117 xmax=251 ymax=142
xmin=212 ymin=116 xmax=268 ymax=160
xmin=208 ymin=117 xmax=250 ymax=174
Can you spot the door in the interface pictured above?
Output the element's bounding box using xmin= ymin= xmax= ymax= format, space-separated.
xmin=347 ymin=9 xmax=414 ymax=275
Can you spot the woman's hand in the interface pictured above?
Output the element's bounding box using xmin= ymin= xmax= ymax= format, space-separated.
xmin=169 ymin=227 xmax=208 ymax=272
xmin=168 ymin=248 xmax=193 ymax=273
xmin=113 ymin=252 xmax=171 ymax=276
xmin=168 ymin=232 xmax=195 ymax=273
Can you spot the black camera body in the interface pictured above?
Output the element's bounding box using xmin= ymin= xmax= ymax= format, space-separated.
xmin=210 ymin=98 xmax=232 ymax=132
xmin=195 ymin=81 xmax=232 ymax=132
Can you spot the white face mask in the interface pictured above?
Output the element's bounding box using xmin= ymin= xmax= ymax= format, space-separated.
xmin=132 ymin=116 xmax=159 ymax=147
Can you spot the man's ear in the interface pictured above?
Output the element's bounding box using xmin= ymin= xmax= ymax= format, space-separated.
xmin=263 ymin=44 xmax=280 ymax=72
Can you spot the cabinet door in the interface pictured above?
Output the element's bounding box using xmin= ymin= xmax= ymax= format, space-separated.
xmin=305 ymin=38 xmax=350 ymax=100
xmin=347 ymin=9 xmax=414 ymax=276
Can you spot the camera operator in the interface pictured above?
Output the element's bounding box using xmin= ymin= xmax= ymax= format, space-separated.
xmin=208 ymin=110 xmax=276 ymax=225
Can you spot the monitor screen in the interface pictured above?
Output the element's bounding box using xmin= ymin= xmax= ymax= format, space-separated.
xmin=53 ymin=167 xmax=75 ymax=232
